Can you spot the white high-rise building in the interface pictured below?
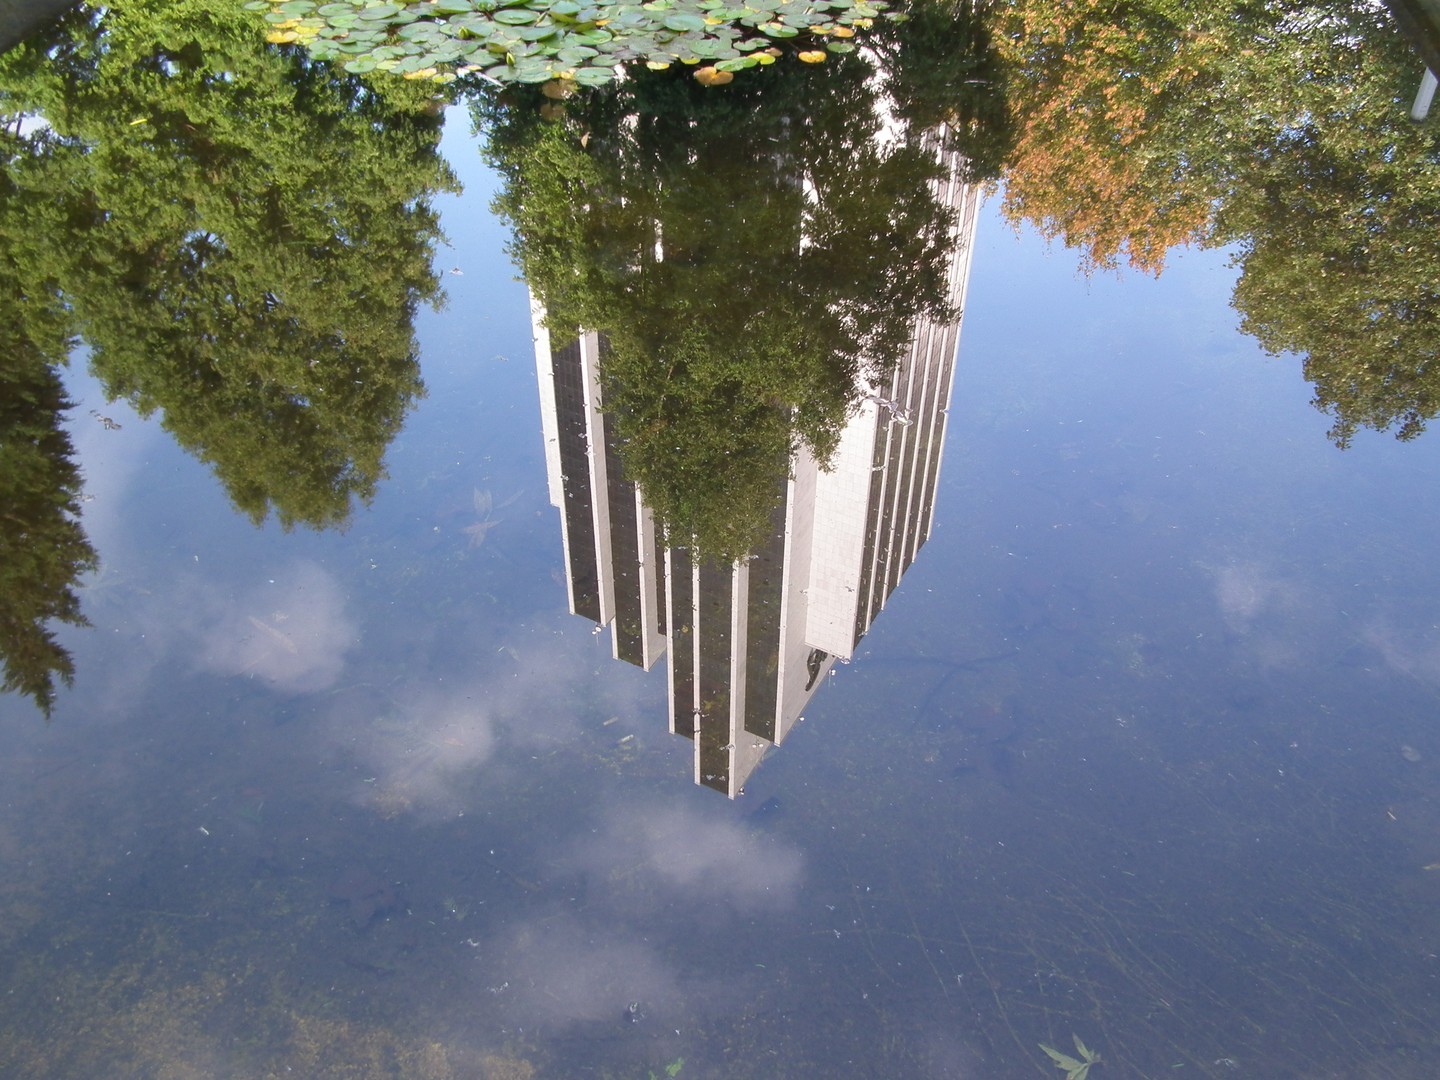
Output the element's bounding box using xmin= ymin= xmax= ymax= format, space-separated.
xmin=533 ymin=134 xmax=982 ymax=797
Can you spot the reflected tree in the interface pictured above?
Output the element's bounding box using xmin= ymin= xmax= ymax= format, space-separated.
xmin=0 ymin=342 xmax=95 ymax=721
xmin=0 ymin=57 xmax=94 ymax=720
xmin=0 ymin=0 xmax=457 ymax=530
xmin=0 ymin=123 xmax=95 ymax=717
xmin=480 ymin=6 xmax=998 ymax=557
xmin=0 ymin=0 xmax=457 ymax=718
xmin=991 ymin=0 xmax=1440 ymax=444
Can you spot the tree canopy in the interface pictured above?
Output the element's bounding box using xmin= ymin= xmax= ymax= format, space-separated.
xmin=0 ymin=0 xmax=457 ymax=717
xmin=991 ymin=0 xmax=1440 ymax=444
xmin=0 ymin=0 xmax=457 ymax=530
xmin=480 ymin=23 xmax=991 ymax=556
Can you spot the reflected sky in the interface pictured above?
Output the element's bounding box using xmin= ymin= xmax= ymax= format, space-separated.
xmin=5 ymin=11 xmax=1440 ymax=1080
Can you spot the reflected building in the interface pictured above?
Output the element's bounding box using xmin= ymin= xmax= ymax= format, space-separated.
xmin=533 ymin=132 xmax=981 ymax=797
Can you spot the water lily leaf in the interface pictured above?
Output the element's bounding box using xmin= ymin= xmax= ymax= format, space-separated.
xmin=555 ymin=44 xmax=599 ymax=63
xmin=510 ymin=60 xmax=558 ymax=80
xmin=663 ymin=12 xmax=706 ymax=30
xmin=693 ymin=64 xmax=733 ymax=84
xmin=260 ymin=0 xmax=888 ymax=86
xmin=572 ymin=64 xmax=617 ymax=85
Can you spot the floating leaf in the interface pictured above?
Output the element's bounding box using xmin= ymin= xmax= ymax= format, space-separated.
xmin=693 ymin=64 xmax=733 ymax=84
xmin=254 ymin=0 xmax=888 ymax=86
xmin=571 ymin=64 xmax=617 ymax=85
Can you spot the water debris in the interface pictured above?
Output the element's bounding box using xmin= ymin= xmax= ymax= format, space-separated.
xmin=461 ymin=487 xmax=523 ymax=549
xmin=1400 ymin=744 xmax=1422 ymax=763
xmin=247 ymin=615 xmax=299 ymax=655
xmin=1039 ymin=1034 xmax=1101 ymax=1080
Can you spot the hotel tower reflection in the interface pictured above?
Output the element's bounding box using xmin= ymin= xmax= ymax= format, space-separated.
xmin=533 ymin=136 xmax=981 ymax=798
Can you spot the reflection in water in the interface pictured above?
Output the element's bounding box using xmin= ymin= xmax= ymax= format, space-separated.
xmin=1 ymin=1 xmax=456 ymax=530
xmin=0 ymin=0 xmax=456 ymax=715
xmin=481 ymin=26 xmax=999 ymax=558
xmin=993 ymin=0 xmax=1440 ymax=446
xmin=5 ymin=2 xmax=1440 ymax=1079
xmin=0 ymin=322 xmax=97 ymax=717
xmin=535 ymin=158 xmax=979 ymax=793
xmin=511 ymin=48 xmax=984 ymax=791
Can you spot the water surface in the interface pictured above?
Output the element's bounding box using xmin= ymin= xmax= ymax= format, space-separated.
xmin=4 ymin=4 xmax=1440 ymax=1078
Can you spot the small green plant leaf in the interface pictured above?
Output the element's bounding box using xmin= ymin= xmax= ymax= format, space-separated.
xmin=1039 ymin=1043 xmax=1084 ymax=1072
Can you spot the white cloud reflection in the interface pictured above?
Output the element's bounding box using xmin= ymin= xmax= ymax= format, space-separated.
xmin=196 ymin=561 xmax=357 ymax=693
xmin=1361 ymin=619 xmax=1440 ymax=686
xmin=482 ymin=915 xmax=680 ymax=1028
xmin=566 ymin=801 xmax=805 ymax=910
xmin=331 ymin=683 xmax=498 ymax=819
xmin=1212 ymin=561 xmax=1295 ymax=628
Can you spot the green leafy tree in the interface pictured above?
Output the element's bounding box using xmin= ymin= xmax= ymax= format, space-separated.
xmin=481 ymin=31 xmax=978 ymax=557
xmin=0 ymin=0 xmax=457 ymax=530
xmin=991 ymin=0 xmax=1440 ymax=444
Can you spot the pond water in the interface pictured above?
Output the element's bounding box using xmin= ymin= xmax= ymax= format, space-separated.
xmin=4 ymin=4 xmax=1440 ymax=1079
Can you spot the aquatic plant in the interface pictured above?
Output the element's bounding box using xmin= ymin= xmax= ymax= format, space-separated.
xmin=1039 ymin=1034 xmax=1101 ymax=1080
xmin=247 ymin=0 xmax=890 ymax=87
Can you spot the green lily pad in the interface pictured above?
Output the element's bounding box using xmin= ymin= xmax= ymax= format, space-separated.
xmin=254 ymin=0 xmax=886 ymax=87
xmin=571 ymin=64 xmax=616 ymax=85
